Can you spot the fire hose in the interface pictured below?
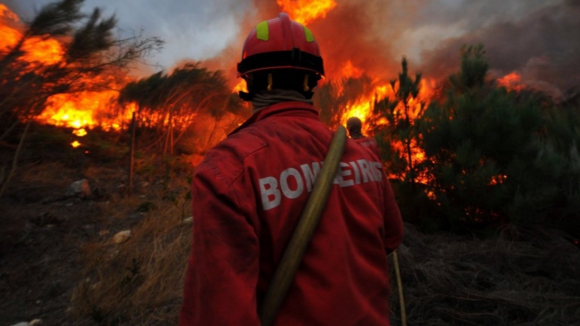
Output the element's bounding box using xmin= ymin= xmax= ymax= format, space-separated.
xmin=259 ymin=125 xmax=347 ymax=326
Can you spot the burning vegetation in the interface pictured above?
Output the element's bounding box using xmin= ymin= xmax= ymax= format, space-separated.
xmin=1 ymin=0 xmax=579 ymax=228
xmin=1 ymin=0 xmax=580 ymax=324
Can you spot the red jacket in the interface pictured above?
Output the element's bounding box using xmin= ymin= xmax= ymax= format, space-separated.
xmin=180 ymin=101 xmax=403 ymax=325
xmin=354 ymin=136 xmax=382 ymax=160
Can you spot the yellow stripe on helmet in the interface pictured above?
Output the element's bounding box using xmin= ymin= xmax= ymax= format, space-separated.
xmin=256 ymin=21 xmax=269 ymax=41
xmin=303 ymin=26 xmax=315 ymax=42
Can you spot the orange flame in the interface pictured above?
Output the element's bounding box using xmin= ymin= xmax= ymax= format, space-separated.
xmin=277 ymin=0 xmax=337 ymax=25
xmin=37 ymin=90 xmax=134 ymax=131
xmin=73 ymin=128 xmax=87 ymax=137
xmin=21 ymin=37 xmax=63 ymax=65
xmin=233 ymin=79 xmax=248 ymax=93
xmin=498 ymin=72 xmax=525 ymax=91
xmin=0 ymin=4 xmax=19 ymax=22
xmin=1 ymin=5 xmax=137 ymax=134
xmin=342 ymin=60 xmax=363 ymax=79
xmin=0 ymin=5 xmax=63 ymax=66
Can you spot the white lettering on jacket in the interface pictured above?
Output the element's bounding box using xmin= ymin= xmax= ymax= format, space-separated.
xmin=259 ymin=159 xmax=383 ymax=210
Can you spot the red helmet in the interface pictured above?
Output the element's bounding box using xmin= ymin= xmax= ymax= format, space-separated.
xmin=237 ymin=12 xmax=325 ymax=78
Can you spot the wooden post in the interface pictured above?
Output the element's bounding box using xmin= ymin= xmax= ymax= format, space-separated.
xmin=128 ymin=111 xmax=136 ymax=196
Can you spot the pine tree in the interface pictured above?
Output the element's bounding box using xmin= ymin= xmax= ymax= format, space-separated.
xmin=418 ymin=45 xmax=545 ymax=229
xmin=372 ymin=57 xmax=424 ymax=189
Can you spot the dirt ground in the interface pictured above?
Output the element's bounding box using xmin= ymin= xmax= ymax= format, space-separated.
xmin=0 ymin=160 xmax=140 ymax=325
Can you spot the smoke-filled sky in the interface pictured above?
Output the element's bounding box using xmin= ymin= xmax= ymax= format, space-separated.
xmin=4 ymin=0 xmax=579 ymax=98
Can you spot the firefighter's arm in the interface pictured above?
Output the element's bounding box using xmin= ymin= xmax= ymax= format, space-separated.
xmin=382 ymin=179 xmax=403 ymax=254
xmin=180 ymin=163 xmax=260 ymax=326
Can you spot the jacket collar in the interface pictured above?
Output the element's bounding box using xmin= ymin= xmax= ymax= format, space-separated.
xmin=230 ymin=101 xmax=319 ymax=135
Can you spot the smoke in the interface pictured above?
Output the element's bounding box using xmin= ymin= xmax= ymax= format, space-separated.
xmin=418 ymin=0 xmax=580 ymax=97
xmin=211 ymin=0 xmax=577 ymax=99
xmin=233 ymin=0 xmax=577 ymax=98
xmin=6 ymin=0 xmax=577 ymax=97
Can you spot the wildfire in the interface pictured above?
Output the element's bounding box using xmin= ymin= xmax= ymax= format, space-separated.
xmin=337 ymin=78 xmax=436 ymax=184
xmin=277 ymin=0 xmax=337 ymax=25
xmin=498 ymin=72 xmax=526 ymax=91
xmin=0 ymin=5 xmax=63 ymax=66
xmin=339 ymin=78 xmax=436 ymax=134
xmin=1 ymin=4 xmax=136 ymax=142
xmin=37 ymin=90 xmax=133 ymax=131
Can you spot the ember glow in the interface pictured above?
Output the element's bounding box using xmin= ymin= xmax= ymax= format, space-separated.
xmin=490 ymin=174 xmax=508 ymax=185
xmin=277 ymin=0 xmax=337 ymax=25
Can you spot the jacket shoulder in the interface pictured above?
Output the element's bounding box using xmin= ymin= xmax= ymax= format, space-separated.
xmin=198 ymin=129 xmax=268 ymax=185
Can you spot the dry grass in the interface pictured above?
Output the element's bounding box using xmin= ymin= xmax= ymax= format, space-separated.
xmin=17 ymin=162 xmax=74 ymax=186
xmin=60 ymin=159 xmax=579 ymax=325
xmin=70 ymin=191 xmax=192 ymax=325
xmin=389 ymin=224 xmax=580 ymax=326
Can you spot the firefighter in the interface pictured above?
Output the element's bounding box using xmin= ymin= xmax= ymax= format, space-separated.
xmin=347 ymin=117 xmax=364 ymax=139
xmin=180 ymin=12 xmax=403 ymax=326
xmin=347 ymin=116 xmax=382 ymax=159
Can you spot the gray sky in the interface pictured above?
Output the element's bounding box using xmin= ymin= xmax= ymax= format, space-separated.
xmin=3 ymin=0 xmax=578 ymax=96
xmin=4 ymin=0 xmax=253 ymax=70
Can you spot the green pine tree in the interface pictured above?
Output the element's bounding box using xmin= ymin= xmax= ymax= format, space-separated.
xmin=418 ymin=45 xmax=546 ymax=230
xmin=372 ymin=58 xmax=424 ymax=188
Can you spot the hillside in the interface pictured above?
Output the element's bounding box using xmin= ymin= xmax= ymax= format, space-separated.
xmin=0 ymin=124 xmax=579 ymax=326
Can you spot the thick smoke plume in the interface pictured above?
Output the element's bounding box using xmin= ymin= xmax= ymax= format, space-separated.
xmin=421 ymin=0 xmax=580 ymax=99
xmin=7 ymin=0 xmax=578 ymax=98
xmin=210 ymin=0 xmax=578 ymax=99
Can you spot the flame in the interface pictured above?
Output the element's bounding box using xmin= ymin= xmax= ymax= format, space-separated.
xmin=1 ymin=5 xmax=137 ymax=136
xmin=490 ymin=174 xmax=507 ymax=185
xmin=233 ymin=79 xmax=248 ymax=93
xmin=0 ymin=5 xmax=63 ymax=66
xmin=342 ymin=60 xmax=363 ymax=79
xmin=21 ymin=37 xmax=63 ymax=65
xmin=335 ymin=78 xmax=437 ymax=184
xmin=498 ymin=72 xmax=525 ymax=91
xmin=71 ymin=140 xmax=81 ymax=148
xmin=73 ymin=128 xmax=87 ymax=137
xmin=0 ymin=25 xmax=20 ymax=50
xmin=339 ymin=79 xmax=435 ymax=134
xmin=0 ymin=4 xmax=19 ymax=22
xmin=37 ymin=90 xmax=134 ymax=131
xmin=277 ymin=0 xmax=337 ymax=25
xmin=1 ymin=5 xmax=23 ymax=50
